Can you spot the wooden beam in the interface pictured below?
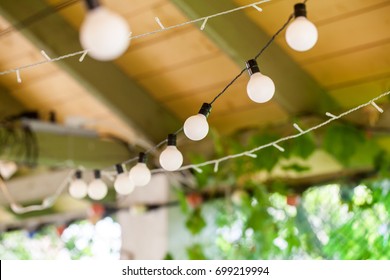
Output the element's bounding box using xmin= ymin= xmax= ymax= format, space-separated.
xmin=0 ymin=0 xmax=180 ymax=142
xmin=1 ymin=121 xmax=133 ymax=168
xmin=170 ymin=0 xmax=337 ymax=114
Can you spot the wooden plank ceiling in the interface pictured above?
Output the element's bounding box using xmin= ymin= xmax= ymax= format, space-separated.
xmin=0 ymin=15 xmax=141 ymax=144
xmin=0 ymin=0 xmax=389 ymax=153
xmin=0 ymin=0 xmax=389 ymax=226
xmin=236 ymin=0 xmax=390 ymax=108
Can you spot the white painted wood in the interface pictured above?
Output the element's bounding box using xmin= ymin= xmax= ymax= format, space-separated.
xmin=117 ymin=173 xmax=169 ymax=260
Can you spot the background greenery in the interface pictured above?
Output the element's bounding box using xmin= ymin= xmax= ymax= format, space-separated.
xmin=173 ymin=121 xmax=390 ymax=259
xmin=1 ymin=121 xmax=389 ymax=260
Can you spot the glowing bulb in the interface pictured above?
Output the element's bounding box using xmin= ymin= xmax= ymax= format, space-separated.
xmin=69 ymin=179 xmax=88 ymax=199
xmin=246 ymin=59 xmax=275 ymax=103
xmin=159 ymin=134 xmax=183 ymax=171
xmin=88 ymin=170 xmax=108 ymax=200
xmin=68 ymin=170 xmax=88 ymax=199
xmin=183 ymin=103 xmax=212 ymax=141
xmin=114 ymin=164 xmax=135 ymax=195
xmin=285 ymin=4 xmax=318 ymax=52
xmin=114 ymin=173 xmax=135 ymax=195
xmin=129 ymin=153 xmax=151 ymax=187
xmin=80 ymin=1 xmax=130 ymax=61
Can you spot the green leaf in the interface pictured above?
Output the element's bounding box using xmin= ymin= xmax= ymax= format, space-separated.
xmin=209 ymin=128 xmax=224 ymax=157
xmin=323 ymin=124 xmax=365 ymax=166
xmin=246 ymin=208 xmax=270 ymax=232
xmin=185 ymin=208 xmax=206 ymax=235
xmin=281 ymin=163 xmax=310 ymax=173
xmin=188 ymin=154 xmax=214 ymax=188
xmin=175 ymin=189 xmax=189 ymax=214
xmin=290 ymin=133 xmax=317 ymax=159
xmin=163 ymin=253 xmax=174 ymax=260
xmin=186 ymin=244 xmax=207 ymax=260
xmin=250 ymin=134 xmax=281 ymax=171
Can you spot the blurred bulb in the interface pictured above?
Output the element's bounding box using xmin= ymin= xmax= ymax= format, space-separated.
xmin=184 ymin=114 xmax=209 ymax=141
xmin=160 ymin=146 xmax=183 ymax=171
xmin=285 ymin=3 xmax=318 ymax=52
xmin=69 ymin=179 xmax=88 ymax=199
xmin=246 ymin=59 xmax=275 ymax=103
xmin=114 ymin=173 xmax=135 ymax=195
xmin=247 ymin=72 xmax=275 ymax=103
xmin=129 ymin=163 xmax=151 ymax=187
xmin=80 ymin=6 xmax=130 ymax=61
xmin=88 ymin=179 xmax=108 ymax=200
xmin=184 ymin=103 xmax=211 ymax=141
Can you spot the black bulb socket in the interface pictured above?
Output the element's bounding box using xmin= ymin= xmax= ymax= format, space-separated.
xmin=138 ymin=152 xmax=147 ymax=163
xmin=75 ymin=170 xmax=82 ymax=180
xmin=115 ymin=164 xmax=124 ymax=174
xmin=246 ymin=59 xmax=260 ymax=76
xmin=94 ymin=169 xmax=101 ymax=179
xmin=85 ymin=0 xmax=100 ymax=10
xmin=167 ymin=134 xmax=177 ymax=146
xmin=294 ymin=3 xmax=307 ymax=18
xmin=198 ymin=103 xmax=212 ymax=118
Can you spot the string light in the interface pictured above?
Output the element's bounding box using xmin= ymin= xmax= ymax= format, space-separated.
xmin=129 ymin=153 xmax=151 ymax=187
xmin=285 ymin=3 xmax=318 ymax=52
xmin=114 ymin=164 xmax=135 ymax=195
xmin=246 ymin=59 xmax=275 ymax=103
xmin=87 ymin=170 xmax=108 ymax=200
xmin=68 ymin=170 xmax=88 ymax=199
xmin=79 ymin=0 xmax=130 ymax=61
xmin=167 ymin=90 xmax=390 ymax=174
xmin=159 ymin=134 xmax=183 ymax=171
xmin=184 ymin=103 xmax=212 ymax=141
xmin=0 ymin=0 xmax=269 ymax=76
xmin=1 ymin=91 xmax=389 ymax=213
xmin=1 ymin=0 xmax=388 ymax=215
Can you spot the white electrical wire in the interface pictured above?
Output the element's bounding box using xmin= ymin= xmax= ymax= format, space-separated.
xmin=0 ymin=170 xmax=74 ymax=214
xmin=151 ymin=90 xmax=390 ymax=174
xmin=1 ymin=91 xmax=389 ymax=213
xmin=0 ymin=0 xmax=269 ymax=77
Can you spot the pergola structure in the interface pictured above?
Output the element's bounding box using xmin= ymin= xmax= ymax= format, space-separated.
xmin=0 ymin=0 xmax=389 ymax=258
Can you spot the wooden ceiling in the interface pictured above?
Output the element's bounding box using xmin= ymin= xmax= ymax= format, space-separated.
xmin=0 ymin=0 xmax=387 ymax=162
xmin=237 ymin=0 xmax=390 ymax=108
xmin=0 ymin=0 xmax=389 ymax=226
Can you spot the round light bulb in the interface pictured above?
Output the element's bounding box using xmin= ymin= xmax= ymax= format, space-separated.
xmin=114 ymin=173 xmax=135 ymax=195
xmin=69 ymin=179 xmax=88 ymax=199
xmin=80 ymin=6 xmax=130 ymax=61
xmin=285 ymin=16 xmax=318 ymax=52
xmin=88 ymin=179 xmax=108 ymax=200
xmin=247 ymin=72 xmax=275 ymax=103
xmin=184 ymin=114 xmax=209 ymax=141
xmin=159 ymin=146 xmax=183 ymax=171
xmin=129 ymin=163 xmax=151 ymax=187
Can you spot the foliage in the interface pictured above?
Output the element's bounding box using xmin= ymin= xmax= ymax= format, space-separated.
xmin=0 ymin=217 xmax=121 ymax=260
xmin=185 ymin=208 xmax=206 ymax=235
xmin=175 ymin=122 xmax=390 ymax=259
xmin=323 ymin=124 xmax=365 ymax=166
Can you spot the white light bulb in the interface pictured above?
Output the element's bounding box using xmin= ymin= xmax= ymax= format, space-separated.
xmin=285 ymin=16 xmax=318 ymax=52
xmin=129 ymin=163 xmax=151 ymax=187
xmin=88 ymin=179 xmax=108 ymax=200
xmin=69 ymin=179 xmax=88 ymax=199
xmin=159 ymin=146 xmax=183 ymax=171
xmin=80 ymin=6 xmax=130 ymax=61
xmin=184 ymin=114 xmax=209 ymax=141
xmin=247 ymin=72 xmax=275 ymax=103
xmin=114 ymin=173 xmax=135 ymax=195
